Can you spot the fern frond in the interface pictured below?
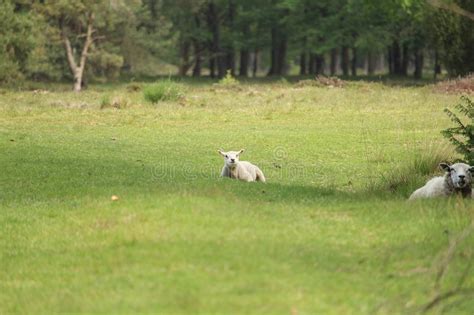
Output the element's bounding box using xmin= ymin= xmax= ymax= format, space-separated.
xmin=442 ymin=96 xmax=474 ymax=165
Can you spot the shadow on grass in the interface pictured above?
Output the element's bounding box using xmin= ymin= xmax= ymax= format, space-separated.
xmin=219 ymin=181 xmax=350 ymax=204
xmin=1 ymin=142 xmax=399 ymax=207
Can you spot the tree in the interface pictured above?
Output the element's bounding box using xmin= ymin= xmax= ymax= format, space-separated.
xmin=132 ymin=0 xmax=177 ymax=75
xmin=428 ymin=0 xmax=474 ymax=76
xmin=264 ymin=0 xmax=290 ymax=76
xmin=235 ymin=0 xmax=272 ymax=77
xmin=428 ymin=0 xmax=474 ymax=21
xmin=158 ymin=0 xmax=207 ymax=76
xmin=0 ymin=1 xmax=36 ymax=83
xmin=2 ymin=0 xmax=473 ymax=81
xmin=33 ymin=1 xmax=116 ymax=91
xmin=442 ymin=96 xmax=474 ymax=165
xmin=206 ymin=1 xmax=225 ymax=78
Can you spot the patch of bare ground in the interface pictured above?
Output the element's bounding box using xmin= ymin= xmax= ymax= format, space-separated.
xmin=434 ymin=74 xmax=474 ymax=94
xmin=295 ymin=75 xmax=346 ymax=88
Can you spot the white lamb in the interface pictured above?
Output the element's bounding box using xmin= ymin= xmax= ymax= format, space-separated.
xmin=409 ymin=162 xmax=473 ymax=200
xmin=218 ymin=149 xmax=266 ymax=182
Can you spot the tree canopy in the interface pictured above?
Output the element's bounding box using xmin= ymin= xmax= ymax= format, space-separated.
xmin=1 ymin=0 xmax=473 ymax=89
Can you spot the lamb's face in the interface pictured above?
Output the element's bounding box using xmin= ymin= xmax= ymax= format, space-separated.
xmin=218 ymin=149 xmax=244 ymax=167
xmin=440 ymin=163 xmax=474 ymax=189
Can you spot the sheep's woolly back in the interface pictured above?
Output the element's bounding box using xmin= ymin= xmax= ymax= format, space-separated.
xmin=409 ymin=173 xmax=472 ymax=200
xmin=221 ymin=161 xmax=266 ymax=182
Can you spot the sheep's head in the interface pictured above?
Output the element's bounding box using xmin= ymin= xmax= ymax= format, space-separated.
xmin=440 ymin=162 xmax=474 ymax=189
xmin=218 ymin=149 xmax=244 ymax=167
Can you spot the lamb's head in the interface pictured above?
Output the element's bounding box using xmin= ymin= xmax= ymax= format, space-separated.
xmin=218 ymin=149 xmax=244 ymax=167
xmin=440 ymin=162 xmax=474 ymax=189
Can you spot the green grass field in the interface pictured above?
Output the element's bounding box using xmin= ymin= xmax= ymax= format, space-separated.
xmin=1 ymin=80 xmax=473 ymax=314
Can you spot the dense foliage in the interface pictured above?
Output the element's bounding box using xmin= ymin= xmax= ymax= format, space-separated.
xmin=0 ymin=1 xmax=35 ymax=83
xmin=442 ymin=96 xmax=474 ymax=164
xmin=0 ymin=0 xmax=473 ymax=88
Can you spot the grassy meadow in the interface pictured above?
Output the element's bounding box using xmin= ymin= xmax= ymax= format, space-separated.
xmin=0 ymin=78 xmax=473 ymax=314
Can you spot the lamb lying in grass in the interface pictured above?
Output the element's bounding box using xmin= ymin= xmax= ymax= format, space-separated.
xmin=409 ymin=163 xmax=473 ymax=200
xmin=218 ymin=149 xmax=266 ymax=182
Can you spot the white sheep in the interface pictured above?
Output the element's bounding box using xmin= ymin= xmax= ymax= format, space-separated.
xmin=218 ymin=149 xmax=266 ymax=182
xmin=409 ymin=162 xmax=473 ymax=200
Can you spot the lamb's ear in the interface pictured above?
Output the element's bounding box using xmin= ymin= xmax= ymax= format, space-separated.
xmin=469 ymin=166 xmax=474 ymax=173
xmin=218 ymin=149 xmax=225 ymax=156
xmin=238 ymin=149 xmax=245 ymax=155
xmin=439 ymin=163 xmax=451 ymax=172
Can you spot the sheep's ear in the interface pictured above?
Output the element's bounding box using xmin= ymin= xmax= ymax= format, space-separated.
xmin=469 ymin=166 xmax=474 ymax=173
xmin=238 ymin=149 xmax=245 ymax=155
xmin=218 ymin=150 xmax=225 ymax=156
xmin=440 ymin=163 xmax=451 ymax=172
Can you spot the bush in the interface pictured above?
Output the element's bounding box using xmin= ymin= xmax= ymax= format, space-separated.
xmin=100 ymin=95 xmax=130 ymax=109
xmin=295 ymin=75 xmax=346 ymax=88
xmin=0 ymin=1 xmax=35 ymax=83
xmin=442 ymin=96 xmax=474 ymax=164
xmin=218 ymin=70 xmax=240 ymax=87
xmin=88 ymin=50 xmax=124 ymax=81
xmin=372 ymin=146 xmax=453 ymax=196
xmin=143 ymin=80 xmax=183 ymax=104
xmin=126 ymin=82 xmax=142 ymax=92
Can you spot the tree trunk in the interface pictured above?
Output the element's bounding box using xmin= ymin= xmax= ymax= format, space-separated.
xmin=309 ymin=53 xmax=316 ymax=74
xmin=239 ymin=21 xmax=250 ymax=77
xmin=179 ymin=39 xmax=191 ymax=76
xmin=414 ymin=49 xmax=423 ymax=79
xmin=351 ymin=47 xmax=357 ymax=76
xmin=192 ymin=14 xmax=202 ymax=77
xmin=341 ymin=46 xmax=349 ymax=76
xmin=300 ymin=52 xmax=307 ymax=75
xmin=207 ymin=2 xmax=225 ymax=78
xmin=209 ymin=55 xmax=216 ymax=78
xmin=315 ymin=55 xmax=324 ymax=75
xmin=367 ymin=51 xmax=376 ymax=75
xmin=330 ymin=48 xmax=337 ymax=75
xmin=401 ymin=43 xmax=409 ymax=76
xmin=277 ymin=36 xmax=287 ymax=75
xmin=239 ymin=49 xmax=249 ymax=77
xmin=434 ymin=49 xmax=441 ymax=80
xmin=392 ymin=40 xmax=402 ymax=75
xmin=268 ymin=25 xmax=287 ymax=76
xmin=61 ymin=12 xmax=94 ymax=92
xmin=300 ymin=36 xmax=307 ymax=75
xmin=268 ymin=27 xmax=278 ymax=75
xmin=225 ymin=0 xmax=236 ymax=75
xmin=252 ymin=48 xmax=259 ymax=77
xmin=73 ymin=74 xmax=82 ymax=92
xmin=192 ymin=40 xmax=202 ymax=77
xmin=388 ymin=46 xmax=393 ymax=75
xmin=225 ymin=52 xmax=235 ymax=76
